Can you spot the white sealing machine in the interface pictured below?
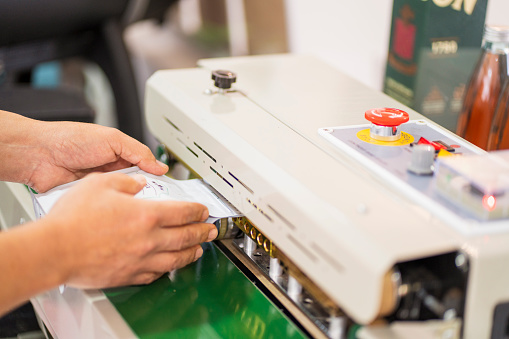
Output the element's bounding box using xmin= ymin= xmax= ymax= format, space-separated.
xmin=145 ymin=54 xmax=509 ymax=339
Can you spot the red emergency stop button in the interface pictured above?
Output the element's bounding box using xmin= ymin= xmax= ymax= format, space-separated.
xmin=365 ymin=108 xmax=409 ymax=126
xmin=365 ymin=108 xmax=409 ymax=141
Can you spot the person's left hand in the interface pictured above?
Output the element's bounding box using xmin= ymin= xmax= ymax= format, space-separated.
xmin=27 ymin=121 xmax=168 ymax=192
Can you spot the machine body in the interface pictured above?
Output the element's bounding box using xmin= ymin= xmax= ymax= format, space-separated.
xmin=145 ymin=54 xmax=509 ymax=338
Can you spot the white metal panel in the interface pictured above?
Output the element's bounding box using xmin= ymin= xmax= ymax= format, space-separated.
xmin=145 ymin=56 xmax=464 ymax=323
xmin=146 ymin=55 xmax=509 ymax=336
xmin=194 ymin=55 xmax=509 ymax=338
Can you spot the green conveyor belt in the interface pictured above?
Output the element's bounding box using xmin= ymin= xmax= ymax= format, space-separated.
xmin=104 ymin=242 xmax=307 ymax=339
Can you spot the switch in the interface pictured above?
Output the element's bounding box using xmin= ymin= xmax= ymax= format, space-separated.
xmin=417 ymin=137 xmax=455 ymax=153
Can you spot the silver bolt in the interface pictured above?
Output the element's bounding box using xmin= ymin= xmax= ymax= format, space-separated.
xmin=269 ymin=257 xmax=282 ymax=281
xmin=443 ymin=308 xmax=457 ymax=321
xmin=288 ymin=276 xmax=302 ymax=302
xmin=455 ymin=253 xmax=468 ymax=272
xmin=243 ymin=234 xmax=256 ymax=258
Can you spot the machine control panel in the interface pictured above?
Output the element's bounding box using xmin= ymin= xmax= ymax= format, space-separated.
xmin=435 ymin=150 xmax=509 ymax=221
xmin=318 ymin=108 xmax=501 ymax=226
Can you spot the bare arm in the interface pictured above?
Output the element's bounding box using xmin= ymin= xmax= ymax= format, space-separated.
xmin=0 ymin=110 xmax=168 ymax=192
xmin=0 ymin=111 xmax=217 ymax=316
xmin=0 ymin=173 xmax=217 ymax=316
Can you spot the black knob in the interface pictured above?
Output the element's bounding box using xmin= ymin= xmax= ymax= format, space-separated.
xmin=212 ymin=70 xmax=237 ymax=89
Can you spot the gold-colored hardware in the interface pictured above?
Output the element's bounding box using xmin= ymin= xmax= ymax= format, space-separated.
xmin=256 ymin=233 xmax=264 ymax=246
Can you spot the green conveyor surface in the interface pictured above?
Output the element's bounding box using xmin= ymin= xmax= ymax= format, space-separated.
xmin=104 ymin=242 xmax=307 ymax=339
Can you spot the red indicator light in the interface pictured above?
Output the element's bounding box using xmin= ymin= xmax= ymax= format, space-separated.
xmin=482 ymin=195 xmax=496 ymax=211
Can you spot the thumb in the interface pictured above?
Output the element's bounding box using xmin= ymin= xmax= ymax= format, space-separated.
xmin=113 ymin=132 xmax=169 ymax=176
xmin=90 ymin=173 xmax=146 ymax=195
xmin=138 ymin=158 xmax=169 ymax=176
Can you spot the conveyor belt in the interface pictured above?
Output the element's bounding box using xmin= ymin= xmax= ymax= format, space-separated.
xmin=104 ymin=242 xmax=307 ymax=338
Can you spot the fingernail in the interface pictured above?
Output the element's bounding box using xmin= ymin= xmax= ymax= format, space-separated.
xmin=207 ymin=227 xmax=218 ymax=241
xmin=132 ymin=174 xmax=146 ymax=186
xmin=156 ymin=160 xmax=169 ymax=170
xmin=194 ymin=247 xmax=203 ymax=262
xmin=201 ymin=209 xmax=209 ymax=221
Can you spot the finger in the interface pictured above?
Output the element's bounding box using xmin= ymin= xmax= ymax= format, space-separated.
xmin=87 ymin=173 xmax=146 ymax=195
xmin=110 ymin=130 xmax=169 ymax=176
xmin=155 ymin=223 xmax=217 ymax=252
xmin=93 ymin=159 xmax=133 ymax=173
xmin=138 ymin=159 xmax=169 ymax=177
xmin=131 ymin=272 xmax=164 ymax=286
xmin=81 ymin=172 xmax=101 ymax=180
xmin=144 ymin=245 xmax=204 ymax=274
xmin=140 ymin=200 xmax=209 ymax=226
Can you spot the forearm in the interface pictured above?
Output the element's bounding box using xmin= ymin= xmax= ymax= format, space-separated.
xmin=0 ymin=219 xmax=67 ymax=316
xmin=0 ymin=110 xmax=49 ymax=186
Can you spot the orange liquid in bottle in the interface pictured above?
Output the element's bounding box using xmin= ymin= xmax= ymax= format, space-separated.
xmin=456 ymin=52 xmax=506 ymax=150
xmin=487 ymin=81 xmax=509 ymax=150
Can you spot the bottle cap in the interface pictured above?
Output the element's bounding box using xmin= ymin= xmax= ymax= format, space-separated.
xmin=483 ymin=25 xmax=509 ymax=43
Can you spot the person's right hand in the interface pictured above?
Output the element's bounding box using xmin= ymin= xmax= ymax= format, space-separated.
xmin=40 ymin=172 xmax=217 ymax=289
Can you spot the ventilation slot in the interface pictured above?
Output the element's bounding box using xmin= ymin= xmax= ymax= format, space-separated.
xmin=210 ymin=166 xmax=221 ymax=177
xmin=163 ymin=117 xmax=181 ymax=132
xmin=178 ymin=138 xmax=198 ymax=158
xmin=210 ymin=167 xmax=234 ymax=189
xmin=288 ymin=235 xmax=317 ymax=263
xmin=186 ymin=147 xmax=199 ymax=158
xmin=311 ymin=243 xmax=344 ymax=272
xmin=267 ymin=205 xmax=296 ymax=230
xmin=229 ymin=172 xmax=254 ymax=194
xmin=194 ymin=142 xmax=217 ymax=163
xmin=246 ymin=198 xmax=273 ymax=222
xmin=222 ymin=178 xmax=233 ymax=188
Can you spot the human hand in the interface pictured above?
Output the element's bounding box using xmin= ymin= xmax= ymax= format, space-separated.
xmin=40 ymin=172 xmax=217 ymax=288
xmin=28 ymin=120 xmax=168 ymax=193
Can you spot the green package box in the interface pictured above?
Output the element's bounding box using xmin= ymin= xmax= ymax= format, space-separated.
xmin=383 ymin=0 xmax=488 ymax=132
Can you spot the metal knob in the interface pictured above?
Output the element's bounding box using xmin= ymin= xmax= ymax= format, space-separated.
xmin=212 ymin=70 xmax=237 ymax=90
xmin=407 ymin=144 xmax=435 ymax=175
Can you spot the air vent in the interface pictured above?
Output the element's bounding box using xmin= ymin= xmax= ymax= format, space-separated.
xmin=177 ymin=138 xmax=198 ymax=158
xmin=288 ymin=235 xmax=318 ymax=263
xmin=194 ymin=142 xmax=217 ymax=163
xmin=267 ymin=205 xmax=296 ymax=230
xmin=210 ymin=166 xmax=234 ymax=189
xmin=229 ymin=172 xmax=254 ymax=194
xmin=311 ymin=243 xmax=344 ymax=272
xmin=163 ymin=116 xmax=181 ymax=132
xmin=246 ymin=198 xmax=273 ymax=222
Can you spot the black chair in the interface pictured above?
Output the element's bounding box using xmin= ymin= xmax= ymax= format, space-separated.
xmin=0 ymin=0 xmax=146 ymax=141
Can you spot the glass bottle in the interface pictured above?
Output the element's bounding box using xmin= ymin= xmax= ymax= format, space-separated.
xmin=488 ymin=78 xmax=509 ymax=150
xmin=456 ymin=25 xmax=509 ymax=150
